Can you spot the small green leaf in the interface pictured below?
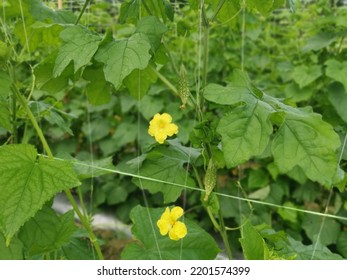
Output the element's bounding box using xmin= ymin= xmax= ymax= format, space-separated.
xmin=337 ymin=232 xmax=347 ymax=258
xmin=292 ymin=65 xmax=321 ymax=88
xmin=0 ymin=144 xmax=80 ymax=244
xmin=325 ymin=59 xmax=347 ymax=92
xmin=95 ymin=33 xmax=151 ymax=90
xmin=302 ymin=215 xmax=340 ymax=246
xmin=240 ymin=219 xmax=267 ymax=260
xmin=131 ymin=145 xmax=196 ymax=203
xmin=83 ymin=65 xmax=112 ymax=105
xmin=121 ymin=205 xmax=220 ymax=260
xmin=0 ymin=234 xmax=23 ymax=260
xmin=136 ymin=16 xmax=167 ymax=51
xmin=204 ymin=83 xmax=251 ymax=105
xmin=123 ymin=65 xmax=157 ymax=99
xmin=53 ymin=26 xmax=101 ymax=77
xmin=328 ymin=82 xmax=347 ymax=123
xmin=18 ymin=206 xmax=77 ymax=257
xmin=0 ymin=70 xmax=11 ymax=99
xmin=303 ymin=33 xmax=337 ymax=52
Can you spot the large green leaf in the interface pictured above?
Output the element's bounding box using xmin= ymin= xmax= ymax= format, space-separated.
xmin=216 ymin=99 xmax=273 ymax=168
xmin=130 ymin=145 xmax=196 ymax=203
xmin=0 ymin=144 xmax=80 ymax=245
xmin=53 ymin=26 xmax=101 ymax=77
xmin=271 ymin=105 xmax=341 ymax=186
xmin=95 ymin=33 xmax=151 ymax=90
xmin=121 ymin=205 xmax=220 ymax=260
xmin=18 ymin=206 xmax=77 ymax=258
xmin=325 ymin=59 xmax=347 ymax=92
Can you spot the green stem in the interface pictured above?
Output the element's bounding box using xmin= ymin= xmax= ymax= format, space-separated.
xmin=192 ymin=166 xmax=221 ymax=233
xmin=11 ymin=86 xmax=17 ymax=144
xmin=210 ymin=0 xmax=227 ymax=22
xmin=75 ymin=0 xmax=91 ymax=25
xmin=218 ymin=208 xmax=233 ymax=259
xmin=151 ymin=66 xmax=179 ymax=95
xmin=12 ymin=84 xmax=104 ymax=260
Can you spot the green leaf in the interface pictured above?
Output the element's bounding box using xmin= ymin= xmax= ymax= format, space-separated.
xmin=207 ymin=0 xmax=240 ymax=24
xmin=112 ymin=120 xmax=138 ymax=150
xmin=247 ymin=0 xmax=274 ymax=16
xmin=240 ymin=219 xmax=267 ymax=260
xmin=248 ymin=169 xmax=269 ymax=189
xmin=53 ymin=26 xmax=101 ymax=77
xmin=292 ymin=65 xmax=321 ymax=88
xmin=271 ymin=106 xmax=341 ymax=186
xmin=326 ymin=59 xmax=347 ymax=92
xmin=283 ymin=237 xmax=343 ymax=260
xmin=303 ymin=33 xmax=337 ymax=52
xmin=135 ymin=16 xmax=167 ymax=52
xmin=0 ymin=70 xmax=11 ymax=99
xmin=302 ymin=215 xmax=340 ymax=246
xmin=328 ymin=82 xmax=347 ymax=123
xmin=204 ymin=83 xmax=251 ymax=105
xmin=95 ymin=33 xmax=152 ymax=90
xmin=83 ymin=65 xmax=112 ymax=105
xmin=123 ymin=65 xmax=157 ymax=99
xmin=0 ymin=100 xmax=11 ymax=131
xmin=72 ymin=157 xmax=114 ymax=180
xmin=0 ymin=144 xmax=80 ymax=245
xmin=18 ymin=206 xmax=77 ymax=257
xmin=337 ymin=231 xmax=347 ymax=258
xmin=34 ymin=51 xmax=72 ymax=94
xmin=131 ymin=145 xmax=196 ymax=203
xmin=121 ymin=205 xmax=220 ymax=260
xmin=217 ymin=100 xmax=273 ymax=168
xmin=0 ymin=234 xmax=23 ymax=260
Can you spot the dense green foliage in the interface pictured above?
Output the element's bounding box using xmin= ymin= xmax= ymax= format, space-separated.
xmin=0 ymin=0 xmax=346 ymax=260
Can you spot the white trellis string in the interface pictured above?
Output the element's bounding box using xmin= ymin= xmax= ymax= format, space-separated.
xmin=45 ymin=155 xmax=347 ymax=223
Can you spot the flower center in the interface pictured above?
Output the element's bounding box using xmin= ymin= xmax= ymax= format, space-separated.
xmin=158 ymin=120 xmax=166 ymax=129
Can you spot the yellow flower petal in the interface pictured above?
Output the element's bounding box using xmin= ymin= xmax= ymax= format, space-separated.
xmin=169 ymin=221 xmax=187 ymax=241
xmin=170 ymin=206 xmax=184 ymax=221
xmin=166 ymin=123 xmax=178 ymax=136
xmin=157 ymin=207 xmax=172 ymax=236
xmin=155 ymin=131 xmax=167 ymax=144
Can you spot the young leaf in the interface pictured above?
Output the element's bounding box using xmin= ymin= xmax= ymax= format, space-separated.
xmin=18 ymin=206 xmax=77 ymax=258
xmin=240 ymin=219 xmax=268 ymax=260
xmin=0 ymin=144 xmax=80 ymax=245
xmin=53 ymin=25 xmax=101 ymax=77
xmin=95 ymin=33 xmax=151 ymax=90
xmin=121 ymin=205 xmax=220 ymax=260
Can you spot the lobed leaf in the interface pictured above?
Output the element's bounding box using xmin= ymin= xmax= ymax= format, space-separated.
xmin=95 ymin=33 xmax=151 ymax=90
xmin=0 ymin=144 xmax=80 ymax=245
xmin=53 ymin=25 xmax=101 ymax=77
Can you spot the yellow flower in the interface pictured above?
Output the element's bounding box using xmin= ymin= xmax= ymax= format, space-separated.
xmin=148 ymin=113 xmax=178 ymax=144
xmin=157 ymin=207 xmax=187 ymax=241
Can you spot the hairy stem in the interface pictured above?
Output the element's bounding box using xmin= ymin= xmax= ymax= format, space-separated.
xmin=12 ymin=84 xmax=104 ymax=260
xmin=75 ymin=0 xmax=91 ymax=25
